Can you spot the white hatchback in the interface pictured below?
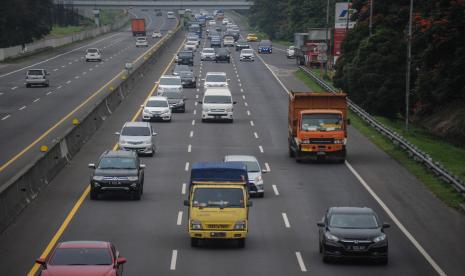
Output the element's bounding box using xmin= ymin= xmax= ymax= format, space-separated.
xmin=142 ymin=96 xmax=172 ymax=122
xmin=136 ymin=37 xmax=148 ymax=47
xmin=85 ymin=48 xmax=102 ymax=62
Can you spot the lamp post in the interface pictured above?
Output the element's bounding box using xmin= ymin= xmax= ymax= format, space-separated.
xmin=405 ymin=0 xmax=413 ymax=131
xmin=369 ymin=0 xmax=374 ymax=36
xmin=325 ymin=0 xmax=330 ymax=74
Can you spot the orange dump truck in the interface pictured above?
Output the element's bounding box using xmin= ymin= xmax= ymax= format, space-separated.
xmin=288 ymin=92 xmax=349 ymax=162
xmin=131 ymin=18 xmax=146 ymax=36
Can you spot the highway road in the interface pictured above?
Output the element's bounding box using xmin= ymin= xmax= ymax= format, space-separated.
xmin=0 ymin=13 xmax=464 ymax=276
xmin=0 ymin=9 xmax=178 ymax=184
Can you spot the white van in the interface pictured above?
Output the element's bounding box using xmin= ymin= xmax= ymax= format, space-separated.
xmin=167 ymin=11 xmax=175 ymax=19
xmin=200 ymin=87 xmax=236 ymax=122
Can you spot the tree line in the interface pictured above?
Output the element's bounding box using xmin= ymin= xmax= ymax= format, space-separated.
xmin=0 ymin=0 xmax=81 ymax=48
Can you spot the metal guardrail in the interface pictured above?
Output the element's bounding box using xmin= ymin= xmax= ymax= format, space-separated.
xmin=299 ymin=65 xmax=465 ymax=198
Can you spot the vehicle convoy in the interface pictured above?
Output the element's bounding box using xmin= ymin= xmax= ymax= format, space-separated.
xmin=317 ymin=207 xmax=390 ymax=264
xmin=35 ymin=241 xmax=126 ymax=276
xmin=88 ymin=150 xmax=145 ymax=200
xmin=288 ymin=92 xmax=348 ymax=162
xmin=184 ymin=162 xmax=252 ymax=248
xmin=131 ymin=18 xmax=146 ymax=36
xmin=25 ymin=69 xmax=49 ymax=87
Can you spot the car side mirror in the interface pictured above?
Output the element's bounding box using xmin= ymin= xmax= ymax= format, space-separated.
xmin=317 ymin=221 xmax=325 ymax=227
xmin=115 ymin=132 xmax=120 ymax=135
xmin=347 ymin=118 xmax=351 ymax=125
xmin=183 ymin=199 xmax=190 ymax=206
xmin=382 ymin=222 xmax=390 ymax=228
xmin=116 ymin=257 xmax=127 ymax=265
xmin=35 ymin=257 xmax=46 ymax=267
xmin=198 ymin=101 xmax=203 ymax=104
xmin=140 ymin=164 xmax=146 ymax=169
xmin=152 ymin=132 xmax=158 ymax=136
xmin=88 ymin=163 xmax=96 ymax=169
xmin=233 ymin=101 xmax=237 ymax=104
xmin=247 ymin=201 xmax=253 ymax=207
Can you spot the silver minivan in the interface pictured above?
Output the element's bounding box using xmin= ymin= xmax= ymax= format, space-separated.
xmin=116 ymin=122 xmax=157 ymax=156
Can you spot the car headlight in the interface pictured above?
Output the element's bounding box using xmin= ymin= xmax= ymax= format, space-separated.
xmin=254 ymin=175 xmax=263 ymax=185
xmin=93 ymin=176 xmax=104 ymax=181
xmin=225 ymin=107 xmax=232 ymax=112
xmin=127 ymin=176 xmax=139 ymax=181
xmin=191 ymin=220 xmax=202 ymax=230
xmin=325 ymin=232 xmax=339 ymax=242
xmin=373 ymin=233 xmax=386 ymax=243
xmin=234 ymin=220 xmax=246 ymax=230
xmin=334 ymin=138 xmax=347 ymax=145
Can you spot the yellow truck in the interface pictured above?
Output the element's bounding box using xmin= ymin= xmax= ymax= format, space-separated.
xmin=184 ymin=162 xmax=252 ymax=248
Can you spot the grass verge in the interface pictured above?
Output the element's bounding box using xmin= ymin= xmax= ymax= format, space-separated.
xmin=294 ymin=69 xmax=324 ymax=92
xmin=48 ymin=26 xmax=88 ymax=37
xmin=298 ymin=67 xmax=465 ymax=209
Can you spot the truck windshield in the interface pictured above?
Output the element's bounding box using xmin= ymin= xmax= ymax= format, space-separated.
xmin=192 ymin=188 xmax=244 ymax=208
xmin=301 ymin=114 xmax=342 ymax=131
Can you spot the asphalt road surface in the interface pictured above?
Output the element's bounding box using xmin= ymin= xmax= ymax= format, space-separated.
xmin=0 ymin=14 xmax=464 ymax=276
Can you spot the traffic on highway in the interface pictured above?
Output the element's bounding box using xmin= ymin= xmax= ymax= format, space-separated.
xmin=0 ymin=6 xmax=464 ymax=276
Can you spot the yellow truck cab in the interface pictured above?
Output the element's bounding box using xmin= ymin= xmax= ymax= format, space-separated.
xmin=184 ymin=162 xmax=252 ymax=248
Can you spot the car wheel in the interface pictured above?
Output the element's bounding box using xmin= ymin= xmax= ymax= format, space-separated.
xmin=237 ymin=238 xmax=246 ymax=248
xmin=378 ymin=257 xmax=388 ymax=265
xmin=191 ymin=237 xmax=199 ymax=247
xmin=26 ymin=83 xmax=31 ymax=88
xmin=201 ymin=119 xmax=206 ymax=123
xmin=90 ymin=189 xmax=99 ymax=200
xmin=258 ymin=192 xmax=264 ymax=198
xmin=288 ymin=145 xmax=295 ymax=158
xmin=319 ymin=242 xmax=322 ymax=253
xmin=132 ymin=189 xmax=141 ymax=200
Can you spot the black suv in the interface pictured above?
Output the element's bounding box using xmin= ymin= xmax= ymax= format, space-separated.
xmin=215 ymin=48 xmax=230 ymax=63
xmin=180 ymin=71 xmax=197 ymax=88
xmin=235 ymin=40 xmax=250 ymax=51
xmin=88 ymin=150 xmax=145 ymax=200
xmin=177 ymin=51 xmax=194 ymax=66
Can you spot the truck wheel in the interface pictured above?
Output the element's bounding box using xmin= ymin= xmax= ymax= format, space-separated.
xmin=237 ymin=238 xmax=246 ymax=248
xmin=90 ymin=189 xmax=99 ymax=200
xmin=191 ymin=238 xmax=199 ymax=247
xmin=288 ymin=146 xmax=295 ymax=158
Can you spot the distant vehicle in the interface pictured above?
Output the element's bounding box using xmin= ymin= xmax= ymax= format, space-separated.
xmin=317 ymin=207 xmax=390 ymax=264
xmin=258 ymin=40 xmax=272 ymax=54
xmin=224 ymin=155 xmax=267 ymax=197
xmin=157 ymin=75 xmax=182 ymax=94
xmin=35 ymin=241 xmax=127 ymax=275
xmin=246 ymin=33 xmax=259 ymax=42
xmin=131 ymin=18 xmax=146 ymax=36
xmin=179 ymin=71 xmax=197 ymax=88
xmin=288 ymin=92 xmax=348 ymax=162
xmin=142 ymin=96 xmax=172 ymax=122
xmin=177 ymin=50 xmax=194 ymax=66
xmin=210 ymin=36 xmax=221 ymax=48
xmin=235 ymin=40 xmax=250 ymax=51
xmin=223 ymin=36 xmax=235 ymax=47
xmin=158 ymin=90 xmax=186 ymax=112
xmin=88 ymin=150 xmax=145 ymax=200
xmin=135 ymin=36 xmax=148 ymax=47
xmin=201 ymin=48 xmax=216 ymax=61
xmin=215 ymin=48 xmax=231 ymax=63
xmin=167 ymin=11 xmax=175 ymax=19
xmin=26 ymin=69 xmax=49 ymax=88
xmin=200 ymin=87 xmax=236 ymax=122
xmin=116 ymin=121 xmax=157 ymax=156
xmin=286 ymin=46 xmax=296 ymax=58
xmin=240 ymin=49 xmax=254 ymax=62
xmin=204 ymin=72 xmax=229 ymax=88
xmin=184 ymin=41 xmax=198 ymax=51
xmin=187 ymin=36 xmax=200 ymax=46
xmin=172 ymin=64 xmax=192 ymax=76
xmin=222 ymin=18 xmax=229 ymax=25
xmin=85 ymin=48 xmax=102 ymax=62
xmin=151 ymin=31 xmax=162 ymax=38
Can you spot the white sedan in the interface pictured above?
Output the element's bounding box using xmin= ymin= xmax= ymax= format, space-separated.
xmin=240 ymin=49 xmax=254 ymax=62
xmin=152 ymin=31 xmax=162 ymax=38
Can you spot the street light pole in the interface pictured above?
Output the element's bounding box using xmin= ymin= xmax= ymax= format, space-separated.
xmin=325 ymin=0 xmax=330 ymax=74
xmin=405 ymin=0 xmax=413 ymax=131
xmin=369 ymin=0 xmax=374 ymax=36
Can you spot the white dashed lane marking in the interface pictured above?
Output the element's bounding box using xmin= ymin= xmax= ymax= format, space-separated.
xmin=18 ymin=106 xmax=26 ymax=111
xmin=33 ymin=98 xmax=40 ymax=103
xmin=282 ymin=213 xmax=291 ymax=228
xmin=254 ymin=132 xmax=259 ymax=139
xmin=1 ymin=115 xmax=11 ymax=120
xmin=272 ymin=185 xmax=279 ymax=196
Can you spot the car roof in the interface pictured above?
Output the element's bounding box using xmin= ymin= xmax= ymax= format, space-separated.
xmin=161 ymin=75 xmax=181 ymax=79
xmin=224 ymin=155 xmax=258 ymax=162
xmin=204 ymin=87 xmax=231 ymax=96
xmin=148 ymin=96 xmax=168 ymax=101
xmin=206 ymin=72 xmax=226 ymax=76
xmin=203 ymin=48 xmax=214 ymax=51
xmin=329 ymin=207 xmax=375 ymax=215
xmin=58 ymin=241 xmax=110 ymax=249
xmin=123 ymin=121 xmax=150 ymax=128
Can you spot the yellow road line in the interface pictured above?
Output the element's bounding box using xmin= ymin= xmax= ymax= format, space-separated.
xmin=27 ymin=32 xmax=185 ymax=276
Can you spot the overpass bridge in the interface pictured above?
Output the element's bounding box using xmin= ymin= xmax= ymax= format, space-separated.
xmin=59 ymin=0 xmax=254 ymax=10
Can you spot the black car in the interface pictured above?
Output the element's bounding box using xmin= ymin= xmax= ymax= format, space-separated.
xmin=180 ymin=71 xmax=197 ymax=88
xmin=159 ymin=90 xmax=186 ymax=112
xmin=215 ymin=48 xmax=230 ymax=63
xmin=173 ymin=64 xmax=192 ymax=76
xmin=235 ymin=40 xmax=250 ymax=51
xmin=88 ymin=150 xmax=145 ymax=200
xmin=177 ymin=51 xmax=194 ymax=66
xmin=317 ymin=207 xmax=390 ymax=264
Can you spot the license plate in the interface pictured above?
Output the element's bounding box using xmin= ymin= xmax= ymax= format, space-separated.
xmin=349 ymin=245 xmax=366 ymax=251
xmin=211 ymin=232 xmax=226 ymax=237
xmin=317 ymin=151 xmax=326 ymax=156
xmin=111 ymin=181 xmax=120 ymax=185
xmin=214 ymin=115 xmax=221 ymax=119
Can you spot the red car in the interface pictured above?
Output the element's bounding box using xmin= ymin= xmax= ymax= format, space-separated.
xmin=35 ymin=241 xmax=126 ymax=276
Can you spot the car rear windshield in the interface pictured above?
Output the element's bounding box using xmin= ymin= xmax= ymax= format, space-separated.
xmin=301 ymin=114 xmax=342 ymax=131
xmin=122 ymin=126 xmax=151 ymax=136
xmin=27 ymin=70 xmax=44 ymax=75
xmin=203 ymin=49 xmax=215 ymax=53
xmin=87 ymin=49 xmax=98 ymax=53
xmin=147 ymin=100 xmax=169 ymax=107
xmin=160 ymin=78 xmax=181 ymax=85
xmin=206 ymin=75 xmax=226 ymax=82
xmin=160 ymin=91 xmax=181 ymax=99
xmin=204 ymin=95 xmax=231 ymax=104
xmin=329 ymin=213 xmax=379 ymax=229
xmin=98 ymin=157 xmax=137 ymax=169
xmin=178 ymin=52 xmax=193 ymax=58
xmin=50 ymin=248 xmax=112 ymax=266
xmin=193 ymin=188 xmax=244 ymax=208
xmin=137 ymin=37 xmax=146 ymax=41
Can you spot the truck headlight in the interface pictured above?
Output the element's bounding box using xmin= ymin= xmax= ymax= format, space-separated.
xmin=191 ymin=220 xmax=202 ymax=230
xmin=373 ymin=233 xmax=386 ymax=243
xmin=127 ymin=176 xmax=139 ymax=181
xmin=334 ymin=138 xmax=347 ymax=145
xmin=234 ymin=220 xmax=246 ymax=230
xmin=93 ymin=176 xmax=104 ymax=181
xmin=325 ymin=232 xmax=339 ymax=242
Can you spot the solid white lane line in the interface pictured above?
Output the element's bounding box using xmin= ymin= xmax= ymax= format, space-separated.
xmin=188 ymin=144 xmax=192 ymax=153
xmin=254 ymin=132 xmax=259 ymax=139
xmin=11 ymin=86 xmax=17 ymax=90
xmin=192 ymin=120 xmax=195 ymax=126
xmin=19 ymin=106 xmax=26 ymax=110
xmin=282 ymin=213 xmax=291 ymax=228
xmin=247 ymin=110 xmax=250 ymax=116
xmin=345 ymin=161 xmax=447 ymax=275
xmin=259 ymin=145 xmax=264 ymax=153
xmin=177 ymin=211 xmax=183 ymax=225
xmin=185 ymin=162 xmax=189 ymax=171
xmin=1 ymin=115 xmax=10 ymax=120
xmin=250 ymin=121 xmax=254 ymax=126
xmin=33 ymin=98 xmax=40 ymax=103
xmin=182 ymin=183 xmax=187 ymax=195
xmin=272 ymin=185 xmax=279 ymax=196
xmin=66 ymin=80 xmax=71 ymax=84
xmin=46 ymin=91 xmax=52 ymax=95
xmin=265 ymin=162 xmax=271 ymax=172
xmin=189 ymin=130 xmax=194 ymax=137
xmin=295 ymin=252 xmax=308 ymax=272
xmin=255 ymin=54 xmax=290 ymax=95
xmin=170 ymin=250 xmax=178 ymax=270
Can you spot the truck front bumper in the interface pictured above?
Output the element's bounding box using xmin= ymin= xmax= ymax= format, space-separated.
xmin=298 ymin=146 xmax=346 ymax=161
xmin=189 ymin=230 xmax=247 ymax=239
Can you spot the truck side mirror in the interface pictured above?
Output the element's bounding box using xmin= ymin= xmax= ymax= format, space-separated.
xmin=317 ymin=221 xmax=325 ymax=227
xmin=183 ymin=199 xmax=190 ymax=206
